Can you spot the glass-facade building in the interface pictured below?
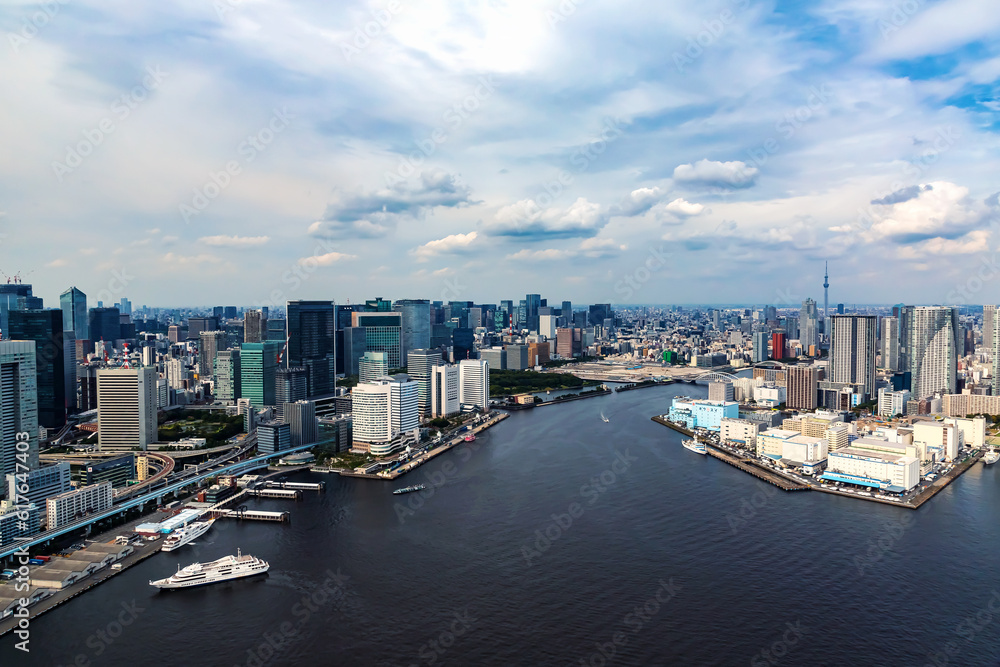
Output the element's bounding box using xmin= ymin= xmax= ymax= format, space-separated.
xmin=8 ymin=309 xmax=68 ymax=428
xmin=287 ymin=301 xmax=336 ymax=397
xmin=354 ymin=312 xmax=402 ymax=369
xmin=60 ymin=286 xmax=88 ymax=340
xmin=240 ymin=341 xmax=282 ymax=408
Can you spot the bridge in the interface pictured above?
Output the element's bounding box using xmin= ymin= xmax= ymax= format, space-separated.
xmin=692 ymin=371 xmax=739 ymax=383
xmin=0 ymin=439 xmax=313 ymax=561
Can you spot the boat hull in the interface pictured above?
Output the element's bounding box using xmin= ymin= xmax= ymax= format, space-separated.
xmin=151 ymin=568 xmax=269 ymax=590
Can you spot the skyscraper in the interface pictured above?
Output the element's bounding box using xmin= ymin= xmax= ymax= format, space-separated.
xmin=214 ymin=349 xmax=241 ymax=402
xmin=787 ymin=365 xmax=818 ymax=410
xmin=353 ymin=312 xmax=402 ymax=368
xmin=751 ymin=331 xmax=768 ymax=363
xmin=0 ymin=341 xmax=39 ymax=476
xmin=525 ymin=294 xmax=541 ymax=332
xmin=900 ymin=306 xmax=959 ymax=400
xmin=800 ymin=298 xmax=819 ymax=352
xmin=830 ymin=315 xmax=877 ymax=401
xmin=198 ymin=330 xmax=226 ymax=379
xmin=431 ymin=364 xmax=460 ymax=418
xmin=393 ymin=299 xmax=431 ymax=363
xmin=359 ymin=352 xmax=389 ymax=383
xmin=60 ymin=287 xmax=88 ymax=341
xmin=8 ymin=309 xmax=68 ymax=429
xmin=275 ymin=367 xmax=308 ymax=418
xmin=881 ymin=316 xmax=899 ymax=372
xmin=244 ymin=309 xmax=266 ymax=343
xmin=88 ymin=307 xmax=121 ymax=344
xmin=240 ymin=341 xmax=282 ymax=408
xmin=287 ymin=301 xmax=336 ymax=397
xmin=771 ymin=331 xmax=787 ymax=360
xmin=459 ymin=359 xmax=490 ymax=410
xmin=407 ymin=349 xmax=443 ymax=415
xmin=96 ymin=366 xmax=158 ymax=451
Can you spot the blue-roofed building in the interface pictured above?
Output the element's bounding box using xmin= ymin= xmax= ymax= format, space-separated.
xmin=667 ymin=398 xmax=739 ymax=432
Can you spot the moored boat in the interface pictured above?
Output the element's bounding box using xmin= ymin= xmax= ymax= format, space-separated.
xmin=149 ymin=549 xmax=268 ymax=589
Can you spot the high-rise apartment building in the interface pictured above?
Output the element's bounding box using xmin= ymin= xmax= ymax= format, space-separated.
xmin=881 ymin=316 xmax=900 ymax=371
xmin=829 ymin=315 xmax=877 ymax=401
xmin=786 ymin=365 xmax=818 ymax=410
xmin=800 ymin=298 xmax=819 ymax=351
xmin=198 ymin=330 xmax=226 ymax=379
xmin=96 ymin=366 xmax=158 ymax=451
xmin=0 ymin=341 xmax=39 ymax=477
xmin=900 ymin=306 xmax=959 ymax=400
xmin=752 ymin=331 xmax=768 ymax=363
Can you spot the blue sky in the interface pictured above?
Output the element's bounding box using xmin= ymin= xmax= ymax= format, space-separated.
xmin=0 ymin=0 xmax=998 ymax=308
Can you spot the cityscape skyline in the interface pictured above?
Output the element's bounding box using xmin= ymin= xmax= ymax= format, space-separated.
xmin=2 ymin=3 xmax=999 ymax=304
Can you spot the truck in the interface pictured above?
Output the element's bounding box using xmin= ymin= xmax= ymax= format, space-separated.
xmin=35 ymin=555 xmax=51 ymax=562
xmin=28 ymin=558 xmax=45 ymax=565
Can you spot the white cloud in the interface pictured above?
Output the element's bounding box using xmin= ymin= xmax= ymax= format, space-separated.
xmin=411 ymin=231 xmax=479 ymax=261
xmin=46 ymin=258 xmax=68 ymax=268
xmin=611 ymin=187 xmax=665 ymax=217
xmin=489 ymin=198 xmax=608 ymax=239
xmin=659 ymin=198 xmax=705 ymax=219
xmin=199 ymin=235 xmax=271 ymax=247
xmin=673 ymin=159 xmax=758 ymax=189
xmin=300 ymin=251 xmax=358 ymax=266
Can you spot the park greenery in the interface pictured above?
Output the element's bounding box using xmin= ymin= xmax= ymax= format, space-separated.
xmin=489 ymin=368 xmax=600 ymax=396
xmin=158 ymin=409 xmax=244 ymax=446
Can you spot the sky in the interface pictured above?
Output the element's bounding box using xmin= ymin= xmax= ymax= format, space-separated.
xmin=0 ymin=0 xmax=998 ymax=309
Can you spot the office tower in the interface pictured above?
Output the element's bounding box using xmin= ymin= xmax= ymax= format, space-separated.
xmin=198 ymin=330 xmax=225 ymax=379
xmin=212 ymin=306 xmax=224 ymax=320
xmin=787 ymin=365 xmax=818 ymax=410
xmin=96 ymin=366 xmax=158 ymax=451
xmin=165 ymin=357 xmax=187 ymax=391
xmin=771 ymin=331 xmax=787 ymax=360
xmin=752 ymin=331 xmax=768 ymax=363
xmin=366 ymin=297 xmax=393 ymax=312
xmin=334 ymin=304 xmax=361 ymax=374
xmin=800 ymin=298 xmax=819 ymax=351
xmin=214 ymin=349 xmax=241 ymax=401
xmin=186 ymin=316 xmax=218 ymax=340
xmin=244 ymin=309 xmax=266 ymax=343
xmin=881 ymin=316 xmax=899 ymax=371
xmin=829 ymin=315 xmax=877 ymax=401
xmin=480 ymin=347 xmax=507 ymax=371
xmin=359 ymin=351 xmax=389 ymax=383
xmin=556 ymin=328 xmax=583 ymax=358
xmin=506 ymin=344 xmax=530 ymax=370
xmin=528 ymin=341 xmax=550 ymax=366
xmin=224 ymin=306 xmax=237 ymax=319
xmin=60 ymin=287 xmax=88 ymax=340
xmin=240 ymin=341 xmax=282 ymax=408
xmin=283 ymin=400 xmax=318 ymax=446
xmin=539 ymin=313 xmax=557 ymax=338
xmin=352 ymin=312 xmax=403 ymax=368
xmin=88 ymin=307 xmax=121 ymax=344
xmin=407 ymin=349 xmax=442 ymax=415
xmin=900 ymin=306 xmax=959 ymax=400
xmin=8 ymin=309 xmax=70 ymax=428
xmin=708 ymin=381 xmax=734 ymax=402
xmin=342 ymin=327 xmax=367 ymax=377
xmin=352 ymin=375 xmax=418 ymax=455
xmin=393 ymin=299 xmax=431 ymax=362
xmin=468 ymin=307 xmax=484 ymax=329
xmin=430 ymin=323 xmax=453 ymax=352
xmin=167 ymin=325 xmax=185 ymax=344
xmin=257 ymin=420 xmax=291 ymax=455
xmin=275 ymin=367 xmax=309 ymax=417
xmin=525 ymin=294 xmax=541 ymax=332
xmin=120 ymin=298 xmax=132 ymax=317
xmin=263 ymin=318 xmax=284 ymax=342
xmin=286 ymin=301 xmax=336 ymax=398
xmin=452 ymin=327 xmax=475 ymax=360
xmin=837 ymin=303 xmax=845 ymax=315
xmin=0 ymin=341 xmax=39 ymax=477
xmin=6 ymin=462 xmax=71 ymax=508
xmin=431 ymin=364 xmax=460 ymax=418
xmin=561 ymin=301 xmax=572 ymax=327
xmin=459 ymin=359 xmax=490 ymax=410
xmin=588 ymin=303 xmax=612 ymax=327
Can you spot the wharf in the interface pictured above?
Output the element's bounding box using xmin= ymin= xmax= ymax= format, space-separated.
xmin=340 ymin=412 xmax=510 ymax=481
xmin=615 ymin=380 xmax=673 ymax=393
xmin=207 ymin=508 xmax=289 ymax=522
xmin=908 ymin=450 xmax=983 ymax=509
xmin=535 ymin=389 xmax=612 ymax=407
xmin=651 ymin=415 xmax=694 ymax=437
xmin=704 ymin=445 xmax=810 ymax=491
xmin=0 ymin=539 xmax=162 ymax=638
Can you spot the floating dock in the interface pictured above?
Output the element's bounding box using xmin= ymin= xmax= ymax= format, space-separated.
xmin=249 ymin=488 xmax=301 ymax=500
xmin=208 ymin=508 xmax=290 ymax=522
xmin=262 ymin=481 xmax=325 ymax=492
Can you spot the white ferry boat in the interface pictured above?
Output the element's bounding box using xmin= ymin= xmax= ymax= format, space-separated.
xmin=149 ymin=549 xmax=269 ymax=589
xmin=161 ymin=519 xmax=215 ymax=552
xmin=682 ymin=439 xmax=707 ymax=455
xmin=984 ymin=450 xmax=999 ymax=465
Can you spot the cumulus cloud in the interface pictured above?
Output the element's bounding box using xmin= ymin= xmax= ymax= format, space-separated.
xmin=300 ymin=251 xmax=357 ymax=266
xmin=654 ymin=198 xmax=706 ymax=224
xmin=857 ymin=181 xmax=989 ymax=244
xmin=897 ymin=229 xmax=990 ymax=259
xmin=199 ymin=235 xmax=271 ymax=247
xmin=505 ymin=238 xmax=626 ymax=261
xmin=310 ymin=170 xmax=476 ymax=239
xmin=46 ymin=258 xmax=69 ymax=268
xmin=673 ymin=159 xmax=758 ymax=189
xmin=610 ymin=187 xmax=665 ymax=217
xmin=411 ymin=231 xmax=479 ymax=261
xmin=505 ymin=248 xmax=577 ymax=261
xmin=488 ymin=198 xmax=608 ymax=239
xmin=871 ymin=184 xmax=932 ymax=206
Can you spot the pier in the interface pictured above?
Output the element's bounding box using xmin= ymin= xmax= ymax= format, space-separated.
xmin=249 ymin=488 xmax=301 ymax=500
xmin=651 ymin=415 xmax=694 ymax=436
xmin=262 ymin=481 xmax=325 ymax=492
xmin=207 ymin=508 xmax=290 ymax=522
xmin=615 ymin=380 xmax=674 ymax=393
xmin=704 ymin=445 xmax=810 ymax=492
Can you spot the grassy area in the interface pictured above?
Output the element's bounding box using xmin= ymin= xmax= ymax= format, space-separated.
xmin=158 ymin=410 xmax=244 ymax=446
xmin=339 ymin=375 xmax=359 ymax=388
xmin=320 ymin=451 xmax=373 ymax=468
xmin=490 ymin=368 xmax=600 ymax=396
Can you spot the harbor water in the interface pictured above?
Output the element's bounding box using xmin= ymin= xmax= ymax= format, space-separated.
xmin=5 ymin=383 xmax=1000 ymax=666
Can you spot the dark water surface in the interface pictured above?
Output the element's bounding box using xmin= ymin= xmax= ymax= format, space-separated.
xmin=6 ymin=384 xmax=1000 ymax=666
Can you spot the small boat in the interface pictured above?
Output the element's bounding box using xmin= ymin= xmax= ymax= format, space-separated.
xmin=984 ymin=451 xmax=999 ymax=465
xmin=393 ymin=484 xmax=426 ymax=495
xmin=601 ymin=412 xmax=609 ymax=423
xmin=464 ymin=434 xmax=476 ymax=442
xmin=682 ymin=439 xmax=707 ymax=455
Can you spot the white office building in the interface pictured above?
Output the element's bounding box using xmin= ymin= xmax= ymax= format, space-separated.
xmin=877 ymin=388 xmax=911 ymax=417
xmin=431 ymin=364 xmax=460 ymax=418
xmin=822 ymin=448 xmax=920 ymax=492
xmin=757 ymin=429 xmax=799 ymax=459
xmin=97 ymin=367 xmax=158 ymax=451
xmin=459 ymin=359 xmax=490 ymax=411
xmin=46 ymin=482 xmax=113 ymax=530
xmin=719 ymin=418 xmax=760 ymax=448
xmin=912 ymin=421 xmax=961 ymax=462
xmin=352 ymin=375 xmax=419 ymax=456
